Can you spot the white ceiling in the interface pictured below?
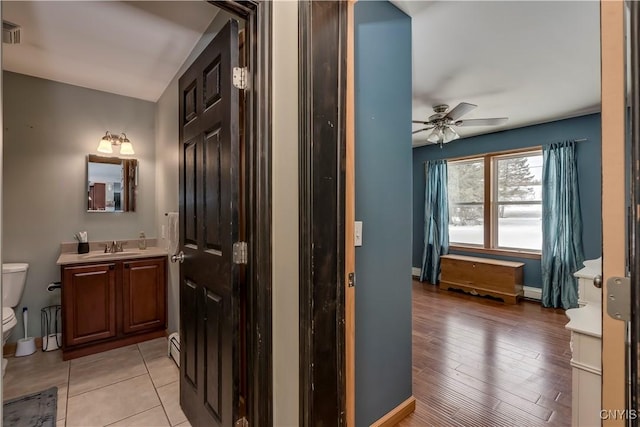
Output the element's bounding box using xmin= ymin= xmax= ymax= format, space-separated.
xmin=2 ymin=1 xmax=601 ymax=135
xmin=390 ymin=1 xmax=601 ymax=147
xmin=2 ymin=1 xmax=219 ymax=102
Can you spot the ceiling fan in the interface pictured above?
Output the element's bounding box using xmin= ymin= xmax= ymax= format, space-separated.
xmin=412 ymin=103 xmax=508 ymax=145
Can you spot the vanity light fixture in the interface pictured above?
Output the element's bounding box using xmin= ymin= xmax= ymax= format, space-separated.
xmin=97 ymin=131 xmax=135 ymax=155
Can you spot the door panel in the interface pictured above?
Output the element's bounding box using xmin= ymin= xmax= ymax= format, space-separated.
xmin=62 ymin=264 xmax=116 ymax=346
xmin=179 ymin=18 xmax=240 ymax=427
xmin=204 ymin=128 xmax=223 ymax=253
xmin=182 ymin=279 xmax=199 ymax=389
xmin=184 ymin=139 xmax=199 ymax=247
xmin=122 ymin=258 xmax=166 ymax=334
xmin=205 ymin=290 xmax=222 ymax=420
xmin=601 ymin=1 xmax=627 ymax=424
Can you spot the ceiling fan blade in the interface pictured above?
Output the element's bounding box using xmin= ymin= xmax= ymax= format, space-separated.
xmin=445 ymin=102 xmax=477 ymax=121
xmin=412 ymin=127 xmax=433 ymax=134
xmin=456 ymin=117 xmax=508 ymax=127
xmin=412 ymin=120 xmax=431 ymax=124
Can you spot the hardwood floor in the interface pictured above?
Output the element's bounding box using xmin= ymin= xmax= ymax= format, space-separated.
xmin=398 ymin=281 xmax=572 ymax=427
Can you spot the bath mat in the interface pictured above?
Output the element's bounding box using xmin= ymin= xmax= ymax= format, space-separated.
xmin=3 ymin=386 xmax=57 ymax=427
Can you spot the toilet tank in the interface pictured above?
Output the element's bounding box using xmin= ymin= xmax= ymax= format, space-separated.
xmin=2 ymin=263 xmax=28 ymax=307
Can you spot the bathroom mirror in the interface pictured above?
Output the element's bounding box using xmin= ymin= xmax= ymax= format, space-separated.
xmin=87 ymin=154 xmax=138 ymax=212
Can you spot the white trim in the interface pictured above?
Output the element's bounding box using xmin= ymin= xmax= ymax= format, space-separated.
xmin=570 ymin=358 xmax=602 ymax=375
xmin=523 ymin=286 xmax=542 ymax=300
xmin=411 ymin=267 xmax=421 ymax=277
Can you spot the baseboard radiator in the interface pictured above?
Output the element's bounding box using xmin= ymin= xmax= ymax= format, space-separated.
xmin=168 ymin=332 xmax=180 ymax=367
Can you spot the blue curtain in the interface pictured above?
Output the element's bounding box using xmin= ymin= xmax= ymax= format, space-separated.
xmin=420 ymin=160 xmax=449 ymax=284
xmin=541 ymin=141 xmax=584 ymax=309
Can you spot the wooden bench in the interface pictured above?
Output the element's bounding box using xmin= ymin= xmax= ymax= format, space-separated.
xmin=440 ymin=254 xmax=524 ymax=304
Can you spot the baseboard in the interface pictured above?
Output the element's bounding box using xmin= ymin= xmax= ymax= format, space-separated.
xmin=411 ymin=267 xmax=421 ymax=278
xmin=3 ymin=336 xmax=43 ymax=356
xmin=370 ymin=396 xmax=416 ymax=427
xmin=524 ymin=286 xmax=542 ymax=301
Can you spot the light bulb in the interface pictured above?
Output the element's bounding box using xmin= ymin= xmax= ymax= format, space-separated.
xmin=97 ymin=138 xmax=113 ymax=153
xmin=119 ymin=141 xmax=135 ymax=155
xmin=443 ymin=126 xmax=459 ymax=143
xmin=427 ymin=127 xmax=443 ymax=144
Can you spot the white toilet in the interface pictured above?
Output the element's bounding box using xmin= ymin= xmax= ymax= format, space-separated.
xmin=2 ymin=263 xmax=29 ymax=376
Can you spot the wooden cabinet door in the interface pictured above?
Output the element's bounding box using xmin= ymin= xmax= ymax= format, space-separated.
xmin=122 ymin=258 xmax=166 ymax=334
xmin=62 ymin=263 xmax=117 ymax=347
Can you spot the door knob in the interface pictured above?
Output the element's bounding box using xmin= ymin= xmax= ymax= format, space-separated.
xmin=593 ymin=275 xmax=603 ymax=289
xmin=171 ymin=251 xmax=185 ymax=263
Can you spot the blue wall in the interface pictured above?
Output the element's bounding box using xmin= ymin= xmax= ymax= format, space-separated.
xmin=355 ymin=2 xmax=412 ymax=425
xmin=413 ymin=113 xmax=602 ymax=287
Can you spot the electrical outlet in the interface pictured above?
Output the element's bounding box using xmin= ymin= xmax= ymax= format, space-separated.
xmin=354 ymin=221 xmax=363 ymax=246
xmin=161 ymin=225 xmax=166 ymax=239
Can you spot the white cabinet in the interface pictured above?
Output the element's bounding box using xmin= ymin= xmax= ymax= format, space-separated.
xmin=565 ymin=260 xmax=602 ymax=427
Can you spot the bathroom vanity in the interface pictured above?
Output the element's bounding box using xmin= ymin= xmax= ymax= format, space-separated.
xmin=57 ymin=245 xmax=168 ymax=360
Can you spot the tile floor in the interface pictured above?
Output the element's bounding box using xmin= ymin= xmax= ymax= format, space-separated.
xmin=3 ymin=337 xmax=191 ymax=427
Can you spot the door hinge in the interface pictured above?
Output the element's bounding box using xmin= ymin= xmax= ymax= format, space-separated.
xmin=233 ymin=242 xmax=248 ymax=265
xmin=232 ymin=67 xmax=248 ymax=90
xmin=348 ymin=272 xmax=356 ymax=287
xmin=235 ymin=417 xmax=249 ymax=427
xmin=606 ymin=276 xmax=630 ymax=321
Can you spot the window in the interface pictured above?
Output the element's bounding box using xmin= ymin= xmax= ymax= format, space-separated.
xmin=448 ymin=159 xmax=485 ymax=246
xmin=447 ymin=149 xmax=543 ymax=254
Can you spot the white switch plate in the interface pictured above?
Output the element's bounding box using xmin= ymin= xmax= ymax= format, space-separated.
xmin=161 ymin=225 xmax=167 ymax=239
xmin=354 ymin=221 xmax=363 ymax=246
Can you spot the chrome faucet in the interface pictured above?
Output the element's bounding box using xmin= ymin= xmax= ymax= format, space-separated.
xmin=104 ymin=241 xmax=126 ymax=253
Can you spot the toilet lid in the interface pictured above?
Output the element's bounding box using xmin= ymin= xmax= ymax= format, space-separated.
xmin=2 ymin=308 xmax=15 ymax=325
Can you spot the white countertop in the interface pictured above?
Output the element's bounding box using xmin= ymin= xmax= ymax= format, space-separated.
xmin=574 ymin=257 xmax=602 ymax=280
xmin=565 ymin=303 xmax=602 ymax=338
xmin=573 ymin=265 xmax=600 ymax=280
xmin=57 ymin=246 xmax=168 ymax=265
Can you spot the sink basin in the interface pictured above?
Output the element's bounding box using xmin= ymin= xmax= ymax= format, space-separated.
xmin=80 ymin=250 xmax=144 ymax=259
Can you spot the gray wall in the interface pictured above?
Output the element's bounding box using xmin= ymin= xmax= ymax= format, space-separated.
xmin=3 ymin=71 xmax=157 ymax=341
xmin=355 ymin=2 xmax=413 ymax=425
xmin=412 ymin=113 xmax=602 ymax=288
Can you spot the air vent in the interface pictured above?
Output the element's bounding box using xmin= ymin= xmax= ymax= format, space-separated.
xmin=3 ymin=21 xmax=21 ymax=44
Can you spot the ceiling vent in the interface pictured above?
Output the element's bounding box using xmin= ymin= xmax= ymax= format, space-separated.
xmin=3 ymin=21 xmax=21 ymax=44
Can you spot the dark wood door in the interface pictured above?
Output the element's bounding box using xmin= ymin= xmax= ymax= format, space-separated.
xmin=93 ymin=183 xmax=106 ymax=210
xmin=122 ymin=258 xmax=167 ymax=334
xmin=62 ymin=263 xmax=117 ymax=347
xmin=178 ymin=19 xmax=241 ymax=427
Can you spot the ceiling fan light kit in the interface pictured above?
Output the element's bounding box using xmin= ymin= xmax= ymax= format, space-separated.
xmin=412 ymin=102 xmax=508 ymax=146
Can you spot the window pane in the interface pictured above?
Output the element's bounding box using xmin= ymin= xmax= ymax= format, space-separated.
xmin=497 ymin=154 xmax=542 ymax=202
xmin=496 ymin=152 xmax=542 ymax=251
xmin=497 ymin=203 xmax=542 ymax=250
xmin=448 ymin=159 xmax=484 ymax=245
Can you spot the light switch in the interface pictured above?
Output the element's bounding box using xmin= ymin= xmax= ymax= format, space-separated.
xmin=354 ymin=221 xmax=363 ymax=246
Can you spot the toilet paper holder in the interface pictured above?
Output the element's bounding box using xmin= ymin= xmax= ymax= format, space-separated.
xmin=41 ymin=305 xmax=61 ymax=351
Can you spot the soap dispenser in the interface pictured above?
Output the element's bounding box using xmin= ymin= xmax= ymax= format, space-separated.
xmin=138 ymin=231 xmax=147 ymax=250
